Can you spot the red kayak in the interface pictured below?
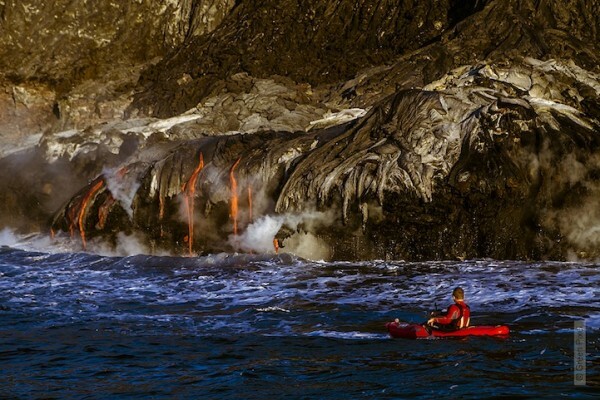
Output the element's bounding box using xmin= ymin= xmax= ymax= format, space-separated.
xmin=386 ymin=321 xmax=509 ymax=339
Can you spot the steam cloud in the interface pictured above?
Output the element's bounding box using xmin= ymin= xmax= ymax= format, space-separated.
xmin=102 ymin=166 xmax=142 ymax=218
xmin=531 ymin=143 xmax=600 ymax=259
xmin=230 ymin=211 xmax=334 ymax=260
xmin=0 ymin=228 xmax=59 ymax=252
xmin=89 ymin=232 xmax=159 ymax=257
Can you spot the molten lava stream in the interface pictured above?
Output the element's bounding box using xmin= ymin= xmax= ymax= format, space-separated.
xmin=68 ymin=203 xmax=79 ymax=238
xmin=159 ymin=195 xmax=165 ymax=238
xmin=229 ymin=158 xmax=241 ymax=236
xmin=78 ymin=180 xmax=105 ymax=250
xmin=181 ymin=152 xmax=204 ymax=256
xmin=97 ymin=195 xmax=116 ymax=230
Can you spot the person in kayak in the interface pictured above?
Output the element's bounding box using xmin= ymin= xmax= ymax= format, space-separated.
xmin=426 ymin=287 xmax=470 ymax=331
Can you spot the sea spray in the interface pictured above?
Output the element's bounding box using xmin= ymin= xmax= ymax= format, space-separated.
xmin=0 ymin=228 xmax=58 ymax=252
xmin=89 ymin=232 xmax=155 ymax=257
xmin=0 ymin=228 xmax=19 ymax=247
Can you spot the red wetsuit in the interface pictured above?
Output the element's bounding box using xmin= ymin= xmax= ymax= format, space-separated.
xmin=431 ymin=301 xmax=470 ymax=330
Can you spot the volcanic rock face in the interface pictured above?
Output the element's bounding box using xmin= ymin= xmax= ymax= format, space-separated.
xmin=0 ymin=0 xmax=235 ymax=137
xmin=1 ymin=0 xmax=600 ymax=260
xmin=129 ymin=0 xmax=487 ymax=117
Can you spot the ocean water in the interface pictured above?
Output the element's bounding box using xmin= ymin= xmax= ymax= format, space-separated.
xmin=0 ymin=241 xmax=598 ymax=399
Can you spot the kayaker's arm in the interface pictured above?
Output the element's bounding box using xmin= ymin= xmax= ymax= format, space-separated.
xmin=427 ymin=304 xmax=459 ymax=325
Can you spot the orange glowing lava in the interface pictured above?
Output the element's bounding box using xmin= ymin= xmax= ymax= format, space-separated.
xmin=159 ymin=195 xmax=165 ymax=220
xmin=97 ymin=195 xmax=116 ymax=230
xmin=159 ymin=194 xmax=165 ymax=238
xmin=78 ymin=180 xmax=104 ymax=250
xmin=68 ymin=204 xmax=79 ymax=238
xmin=229 ymin=158 xmax=241 ymax=236
xmin=181 ymin=152 xmax=204 ymax=255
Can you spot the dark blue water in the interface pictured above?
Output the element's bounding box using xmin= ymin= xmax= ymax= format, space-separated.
xmin=0 ymin=240 xmax=599 ymax=398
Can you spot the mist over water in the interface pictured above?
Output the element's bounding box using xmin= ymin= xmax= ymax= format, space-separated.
xmin=0 ymin=232 xmax=598 ymax=398
xmin=231 ymin=212 xmax=333 ymax=260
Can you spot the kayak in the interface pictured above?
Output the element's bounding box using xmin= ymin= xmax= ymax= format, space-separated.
xmin=386 ymin=321 xmax=509 ymax=339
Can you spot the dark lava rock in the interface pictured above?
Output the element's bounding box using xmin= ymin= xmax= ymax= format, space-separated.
xmin=2 ymin=0 xmax=600 ymax=261
xmin=129 ymin=0 xmax=487 ymax=117
xmin=49 ymin=59 xmax=600 ymax=260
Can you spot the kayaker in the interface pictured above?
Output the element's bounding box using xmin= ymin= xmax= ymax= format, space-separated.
xmin=426 ymin=287 xmax=470 ymax=331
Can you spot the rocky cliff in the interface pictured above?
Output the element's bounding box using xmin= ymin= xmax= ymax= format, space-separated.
xmin=1 ymin=0 xmax=599 ymax=260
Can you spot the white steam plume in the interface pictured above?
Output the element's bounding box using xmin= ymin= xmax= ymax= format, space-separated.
xmin=0 ymin=228 xmax=21 ymax=247
xmin=532 ymin=146 xmax=600 ymax=258
xmin=102 ymin=166 xmax=142 ymax=218
xmin=230 ymin=210 xmax=334 ymax=260
xmin=0 ymin=228 xmax=61 ymax=252
xmin=89 ymin=232 xmax=160 ymax=257
xmin=284 ymin=231 xmax=331 ymax=260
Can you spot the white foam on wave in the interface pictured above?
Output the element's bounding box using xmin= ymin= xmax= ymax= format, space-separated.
xmin=305 ymin=330 xmax=387 ymax=340
xmin=256 ymin=306 xmax=291 ymax=313
xmin=0 ymin=248 xmax=598 ymax=337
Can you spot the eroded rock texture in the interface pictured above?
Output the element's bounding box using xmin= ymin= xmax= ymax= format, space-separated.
xmin=130 ymin=0 xmax=487 ymax=117
xmin=0 ymin=0 xmax=235 ymax=136
xmin=1 ymin=0 xmax=600 ymax=260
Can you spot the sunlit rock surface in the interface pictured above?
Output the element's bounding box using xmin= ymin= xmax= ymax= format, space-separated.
xmin=1 ymin=0 xmax=600 ymax=260
xmin=0 ymin=0 xmax=235 ymax=136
